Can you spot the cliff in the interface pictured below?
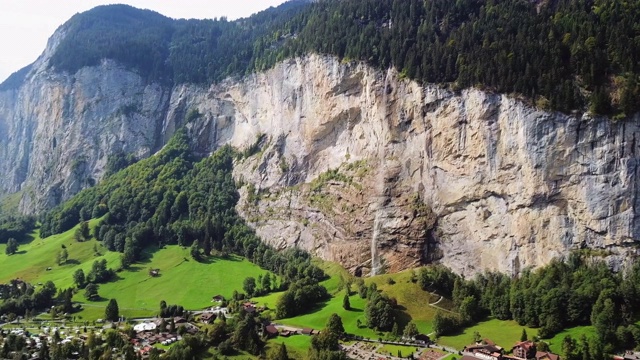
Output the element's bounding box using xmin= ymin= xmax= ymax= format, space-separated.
xmin=1 ymin=40 xmax=638 ymax=275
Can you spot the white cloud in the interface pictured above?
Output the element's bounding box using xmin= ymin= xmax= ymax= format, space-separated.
xmin=0 ymin=0 xmax=287 ymax=82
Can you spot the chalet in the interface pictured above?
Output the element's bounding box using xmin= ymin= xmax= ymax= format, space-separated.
xmin=465 ymin=343 xmax=504 ymax=355
xmin=464 ymin=342 xmax=504 ymax=360
xmin=302 ymin=328 xmax=314 ymax=336
xmin=512 ymin=341 xmax=536 ymax=360
xmin=173 ymin=317 xmax=187 ymax=324
xmin=264 ymin=325 xmax=279 ymax=338
xmin=243 ymin=303 xmax=257 ymax=313
xmin=535 ymin=351 xmax=560 ymax=360
xmin=212 ymin=295 xmax=224 ymax=302
xmin=199 ymin=313 xmax=216 ymax=324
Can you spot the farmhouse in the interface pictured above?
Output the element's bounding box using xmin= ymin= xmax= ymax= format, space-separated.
xmin=535 ymin=351 xmax=560 ymax=360
xmin=464 ymin=342 xmax=504 ymax=360
xmin=199 ymin=313 xmax=216 ymax=324
xmin=264 ymin=325 xmax=279 ymax=338
xmin=243 ymin=303 xmax=257 ymax=313
xmin=512 ymin=341 xmax=536 ymax=359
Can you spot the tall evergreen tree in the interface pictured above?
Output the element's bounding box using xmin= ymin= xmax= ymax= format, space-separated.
xmin=105 ymin=298 xmax=119 ymax=322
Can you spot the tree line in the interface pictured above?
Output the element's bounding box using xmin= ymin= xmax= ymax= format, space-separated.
xmin=31 ymin=0 xmax=640 ymax=117
xmin=422 ymin=255 xmax=640 ymax=353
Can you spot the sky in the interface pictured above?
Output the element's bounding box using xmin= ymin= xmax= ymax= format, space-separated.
xmin=0 ymin=0 xmax=288 ymax=82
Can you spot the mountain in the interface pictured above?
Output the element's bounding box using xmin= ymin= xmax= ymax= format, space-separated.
xmin=0 ymin=1 xmax=639 ymax=276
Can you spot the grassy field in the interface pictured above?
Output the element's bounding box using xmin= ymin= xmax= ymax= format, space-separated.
xmin=0 ymin=218 xmax=118 ymax=286
xmin=267 ymin=335 xmax=312 ymax=358
xmin=0 ymin=222 xmax=273 ymax=320
xmin=72 ymin=247 xmax=270 ymax=320
xmin=367 ymin=270 xmax=445 ymax=335
xmin=545 ymin=325 xmax=596 ymax=354
xmin=438 ymin=318 xmax=539 ymax=351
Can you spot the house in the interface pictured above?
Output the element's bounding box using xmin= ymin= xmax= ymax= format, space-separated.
xmin=302 ymin=328 xmax=314 ymax=336
xmin=512 ymin=341 xmax=536 ymax=360
xmin=243 ymin=304 xmax=257 ymax=313
xmin=212 ymin=295 xmax=224 ymax=302
xmin=464 ymin=342 xmax=504 ymax=360
xmin=264 ymin=325 xmax=279 ymax=338
xmin=199 ymin=313 xmax=216 ymax=324
xmin=173 ymin=317 xmax=187 ymax=324
xmin=535 ymin=351 xmax=560 ymax=360
xmin=280 ymin=330 xmax=292 ymax=337
xmin=465 ymin=343 xmax=504 ymax=355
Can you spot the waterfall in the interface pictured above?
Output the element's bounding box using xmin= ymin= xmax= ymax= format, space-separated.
xmin=370 ymin=67 xmax=393 ymax=276
xmin=370 ymin=207 xmax=382 ymax=276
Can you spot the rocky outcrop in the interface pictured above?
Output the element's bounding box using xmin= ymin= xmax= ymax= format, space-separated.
xmin=1 ymin=35 xmax=639 ymax=276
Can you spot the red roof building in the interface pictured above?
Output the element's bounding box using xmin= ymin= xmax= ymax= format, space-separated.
xmin=512 ymin=341 xmax=536 ymax=359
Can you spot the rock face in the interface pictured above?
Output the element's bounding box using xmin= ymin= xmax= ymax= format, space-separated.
xmin=1 ymin=34 xmax=639 ymax=276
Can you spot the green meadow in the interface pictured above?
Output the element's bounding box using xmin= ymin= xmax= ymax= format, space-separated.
xmin=438 ymin=318 xmax=539 ymax=351
xmin=0 ymin=222 xmax=272 ymax=320
xmin=545 ymin=325 xmax=596 ymax=355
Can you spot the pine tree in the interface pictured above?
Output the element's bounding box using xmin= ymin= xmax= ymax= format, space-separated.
xmin=73 ymin=269 xmax=86 ymax=288
xmin=391 ymin=322 xmax=400 ymax=339
xmin=105 ymin=298 xmax=119 ymax=322
xmin=342 ymin=293 xmax=351 ymax=310
xmin=84 ymin=283 xmax=99 ymax=301
xmin=521 ymin=328 xmax=528 ymax=341
xmin=326 ymin=313 xmax=345 ymax=337
xmin=190 ymin=240 xmax=200 ymax=261
xmin=5 ymin=238 xmax=18 ymax=255
xmin=57 ymin=248 xmax=68 ymax=265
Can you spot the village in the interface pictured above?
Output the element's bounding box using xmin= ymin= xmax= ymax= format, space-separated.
xmin=3 ymin=290 xmax=640 ymax=360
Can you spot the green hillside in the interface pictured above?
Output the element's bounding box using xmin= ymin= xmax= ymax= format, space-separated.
xmin=0 ymin=221 xmax=271 ymax=320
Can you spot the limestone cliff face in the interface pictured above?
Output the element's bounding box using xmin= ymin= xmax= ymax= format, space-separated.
xmin=1 ymin=42 xmax=638 ymax=275
xmin=0 ymin=30 xmax=171 ymax=212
